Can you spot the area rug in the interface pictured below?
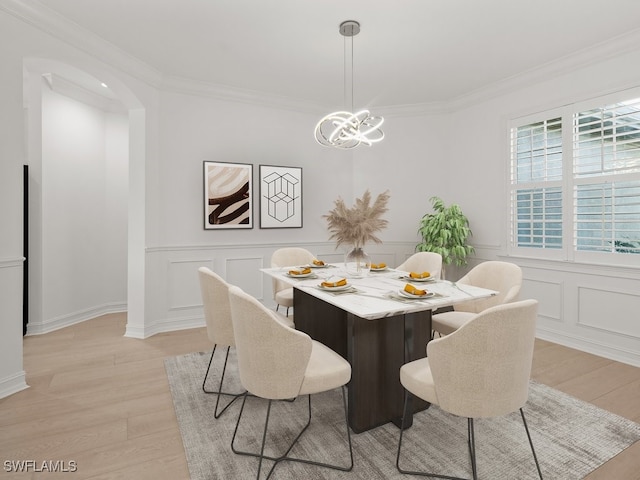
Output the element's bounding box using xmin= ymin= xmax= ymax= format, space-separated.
xmin=165 ymin=351 xmax=640 ymax=479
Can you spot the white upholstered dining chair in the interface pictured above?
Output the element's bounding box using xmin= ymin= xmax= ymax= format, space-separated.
xmin=227 ymin=285 xmax=353 ymax=480
xmin=198 ymin=267 xmax=245 ymax=418
xmin=396 ymin=299 xmax=543 ymax=480
xmin=396 ymin=252 xmax=443 ymax=279
xmin=431 ymin=260 xmax=522 ymax=337
xmin=270 ymin=247 xmax=315 ymax=317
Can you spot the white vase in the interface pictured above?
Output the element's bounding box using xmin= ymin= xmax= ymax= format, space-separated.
xmin=344 ymin=246 xmax=371 ymax=278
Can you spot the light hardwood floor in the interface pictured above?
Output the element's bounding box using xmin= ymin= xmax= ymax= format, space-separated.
xmin=1 ymin=313 xmax=639 ymax=479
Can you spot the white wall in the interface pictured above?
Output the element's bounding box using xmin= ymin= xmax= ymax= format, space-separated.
xmin=446 ymin=47 xmax=640 ymax=366
xmin=157 ymin=91 xmax=354 ymax=247
xmin=353 ymin=110 xmax=450 ymax=243
xmin=143 ymin=90 xmax=420 ymax=335
xmin=33 ymin=86 xmax=128 ymax=333
xmin=0 ymin=10 xmax=34 ymax=397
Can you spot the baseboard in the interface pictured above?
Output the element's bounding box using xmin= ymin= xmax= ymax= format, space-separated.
xmin=0 ymin=371 xmax=29 ymax=399
xmin=125 ymin=315 xmax=205 ymax=339
xmin=26 ymin=302 xmax=127 ymax=335
xmin=537 ymin=327 xmax=640 ymax=368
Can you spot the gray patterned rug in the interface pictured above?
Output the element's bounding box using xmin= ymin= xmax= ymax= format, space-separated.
xmin=165 ymin=351 xmax=640 ymax=479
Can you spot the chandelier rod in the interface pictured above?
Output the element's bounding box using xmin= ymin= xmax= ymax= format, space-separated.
xmin=314 ymin=20 xmax=384 ymax=149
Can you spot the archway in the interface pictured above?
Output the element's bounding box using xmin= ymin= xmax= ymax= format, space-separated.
xmin=23 ymin=57 xmax=146 ymax=338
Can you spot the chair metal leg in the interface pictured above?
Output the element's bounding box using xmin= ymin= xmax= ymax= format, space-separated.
xmin=520 ymin=408 xmax=543 ymax=479
xmin=397 ymin=391 xmax=466 ymax=480
xmin=201 ymin=345 xmax=244 ymax=418
xmin=231 ymin=387 xmax=353 ymax=479
xmin=396 ymin=393 xmax=544 ymax=480
xmin=275 ymin=304 xmax=291 ymax=317
xmin=467 ymin=418 xmax=478 ymax=480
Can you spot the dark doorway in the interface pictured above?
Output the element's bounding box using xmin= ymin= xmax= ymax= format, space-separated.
xmin=23 ymin=165 xmax=28 ymax=336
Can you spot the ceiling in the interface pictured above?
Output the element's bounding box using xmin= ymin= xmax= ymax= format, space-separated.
xmin=29 ymin=0 xmax=640 ymax=108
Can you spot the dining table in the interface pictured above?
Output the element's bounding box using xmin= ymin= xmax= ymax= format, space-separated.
xmin=261 ymin=262 xmax=497 ymax=433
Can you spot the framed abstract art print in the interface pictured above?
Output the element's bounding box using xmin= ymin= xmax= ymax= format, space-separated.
xmin=259 ymin=165 xmax=303 ymax=228
xmin=203 ymin=161 xmax=253 ymax=229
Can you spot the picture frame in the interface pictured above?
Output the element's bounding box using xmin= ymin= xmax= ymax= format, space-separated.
xmin=259 ymin=165 xmax=303 ymax=228
xmin=203 ymin=161 xmax=253 ymax=229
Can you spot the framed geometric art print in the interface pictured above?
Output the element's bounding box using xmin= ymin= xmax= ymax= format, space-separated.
xmin=203 ymin=161 xmax=253 ymax=229
xmin=259 ymin=165 xmax=303 ymax=228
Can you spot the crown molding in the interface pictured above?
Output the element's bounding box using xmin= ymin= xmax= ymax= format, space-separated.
xmin=4 ymin=0 xmax=640 ymax=116
xmin=376 ymin=101 xmax=451 ymax=117
xmin=43 ymin=73 xmax=126 ymax=113
xmin=0 ymin=0 xmax=163 ymax=88
xmin=160 ymin=75 xmax=331 ymax=115
xmin=449 ymin=27 xmax=640 ymax=110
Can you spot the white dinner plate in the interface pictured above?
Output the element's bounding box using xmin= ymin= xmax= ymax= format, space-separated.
xmin=318 ymin=283 xmax=351 ymax=292
xmin=370 ymin=266 xmax=389 ymax=272
xmin=286 ymin=271 xmax=314 ymax=278
xmin=402 ymin=275 xmax=435 ymax=282
xmin=308 ymin=263 xmax=330 ymax=268
xmin=398 ymin=289 xmax=435 ymax=299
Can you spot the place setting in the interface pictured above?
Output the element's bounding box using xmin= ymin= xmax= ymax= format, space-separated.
xmin=283 ymin=266 xmax=318 ymax=280
xmin=315 ymin=276 xmax=357 ymax=294
xmin=383 ymin=283 xmax=443 ymax=303
xmin=397 ymin=271 xmax=437 ymax=282
xmin=369 ymin=262 xmax=390 ymax=272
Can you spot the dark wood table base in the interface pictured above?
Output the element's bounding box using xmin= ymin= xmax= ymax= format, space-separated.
xmin=294 ymin=289 xmax=431 ymax=433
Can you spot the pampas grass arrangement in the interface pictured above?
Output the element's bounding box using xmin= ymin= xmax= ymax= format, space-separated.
xmin=324 ymin=190 xmax=390 ymax=249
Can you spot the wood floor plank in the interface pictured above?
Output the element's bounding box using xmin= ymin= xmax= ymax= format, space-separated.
xmin=583 ymin=440 xmax=640 ymax=480
xmin=82 ymin=453 xmax=189 ymax=480
xmin=3 ymin=419 xmax=127 ymax=462
xmin=531 ymin=349 xmax=613 ymax=388
xmin=0 ymin=407 xmax=121 ymax=450
xmin=590 ymin=378 xmax=640 ymax=422
xmin=126 ymin=406 xmax=179 ymax=439
xmin=52 ymin=429 xmax=186 ymax=479
xmin=553 ymin=361 xmax=640 ymax=403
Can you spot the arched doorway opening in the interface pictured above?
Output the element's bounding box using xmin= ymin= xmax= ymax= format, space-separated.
xmin=23 ymin=58 xmax=146 ymax=338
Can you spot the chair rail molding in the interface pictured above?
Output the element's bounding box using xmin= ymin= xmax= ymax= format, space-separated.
xmin=0 ymin=257 xmax=25 ymax=269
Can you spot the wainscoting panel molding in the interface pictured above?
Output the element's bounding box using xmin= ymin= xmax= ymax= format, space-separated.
xmin=226 ymin=256 xmax=264 ymax=301
xmin=506 ymin=256 xmax=640 ymax=367
xmin=577 ymin=285 xmax=640 ymax=339
xmin=168 ymin=259 xmax=212 ymax=311
xmin=520 ymin=278 xmax=563 ymax=323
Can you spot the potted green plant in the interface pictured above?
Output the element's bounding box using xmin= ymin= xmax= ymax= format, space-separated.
xmin=416 ymin=196 xmax=475 ymax=279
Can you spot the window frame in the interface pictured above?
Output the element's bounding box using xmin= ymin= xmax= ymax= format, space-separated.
xmin=507 ymin=89 xmax=640 ymax=268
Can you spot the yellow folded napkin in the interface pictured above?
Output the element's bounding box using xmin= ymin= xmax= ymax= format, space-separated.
xmin=404 ymin=283 xmax=427 ymax=296
xmin=312 ymin=259 xmax=325 ymax=266
xmin=289 ymin=267 xmax=312 ymax=275
xmin=371 ymin=262 xmax=387 ymax=269
xmin=321 ymin=278 xmax=347 ymax=287
xmin=409 ymin=271 xmax=430 ymax=279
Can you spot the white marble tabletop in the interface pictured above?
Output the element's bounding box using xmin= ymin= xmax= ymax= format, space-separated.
xmin=261 ymin=263 xmax=497 ymax=320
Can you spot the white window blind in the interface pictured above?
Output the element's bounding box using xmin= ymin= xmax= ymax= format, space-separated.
xmin=511 ymin=118 xmax=563 ymax=249
xmin=573 ymin=98 xmax=640 ymax=254
xmin=510 ymin=94 xmax=640 ymax=260
xmin=574 ymin=98 xmax=640 ymax=178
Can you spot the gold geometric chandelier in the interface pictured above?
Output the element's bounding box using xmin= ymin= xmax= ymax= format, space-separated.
xmin=314 ymin=20 xmax=384 ymax=149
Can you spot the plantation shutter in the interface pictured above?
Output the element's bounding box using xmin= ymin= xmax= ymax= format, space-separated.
xmin=511 ymin=117 xmax=563 ymax=249
xmin=573 ymin=99 xmax=640 ymax=253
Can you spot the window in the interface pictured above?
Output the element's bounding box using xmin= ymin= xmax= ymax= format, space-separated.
xmin=510 ymin=94 xmax=640 ymax=262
